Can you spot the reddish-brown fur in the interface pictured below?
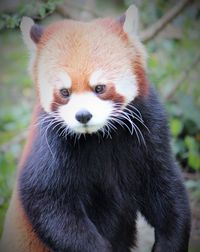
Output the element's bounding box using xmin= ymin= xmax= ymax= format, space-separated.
xmin=132 ymin=54 xmax=149 ymax=96
xmin=1 ymin=13 xmax=148 ymax=252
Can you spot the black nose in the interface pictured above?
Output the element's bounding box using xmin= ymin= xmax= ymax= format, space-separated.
xmin=75 ymin=110 xmax=92 ymax=124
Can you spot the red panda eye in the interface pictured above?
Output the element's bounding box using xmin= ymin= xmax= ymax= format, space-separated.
xmin=60 ymin=88 xmax=70 ymax=98
xmin=94 ymin=85 xmax=106 ymax=94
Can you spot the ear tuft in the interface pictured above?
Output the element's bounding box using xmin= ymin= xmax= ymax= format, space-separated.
xmin=20 ymin=17 xmax=36 ymax=52
xmin=20 ymin=16 xmax=43 ymax=53
xmin=20 ymin=16 xmax=34 ymax=32
xmin=123 ymin=5 xmax=139 ymax=37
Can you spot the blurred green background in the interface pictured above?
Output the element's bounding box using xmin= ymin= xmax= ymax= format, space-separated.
xmin=0 ymin=0 xmax=199 ymax=251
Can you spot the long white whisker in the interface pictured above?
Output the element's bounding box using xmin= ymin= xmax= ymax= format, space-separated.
xmin=123 ymin=107 xmax=144 ymax=122
xmin=116 ymin=113 xmax=134 ymax=135
xmin=122 ymin=109 xmax=150 ymax=133
xmin=132 ymin=122 xmax=146 ymax=146
xmin=110 ymin=108 xmax=147 ymax=146
xmin=44 ymin=119 xmax=55 ymax=158
xmin=114 ymin=102 xmax=143 ymax=122
xmin=126 ymin=104 xmax=143 ymax=118
xmin=104 ymin=124 xmax=112 ymax=139
xmin=110 ymin=115 xmax=133 ymax=135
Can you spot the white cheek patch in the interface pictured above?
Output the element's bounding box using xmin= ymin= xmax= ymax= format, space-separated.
xmin=58 ymin=92 xmax=113 ymax=134
xmin=38 ymin=57 xmax=72 ymax=112
xmin=114 ymin=69 xmax=138 ymax=104
xmin=38 ymin=59 xmax=54 ymax=112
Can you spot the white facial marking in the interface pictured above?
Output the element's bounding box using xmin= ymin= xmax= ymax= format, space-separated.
xmin=38 ymin=58 xmax=53 ymax=112
xmin=89 ymin=69 xmax=107 ymax=87
xmin=114 ymin=69 xmax=138 ymax=104
xmin=59 ymin=92 xmax=113 ymax=134
xmin=38 ymin=59 xmax=72 ymax=112
xmin=55 ymin=72 xmax=72 ymax=89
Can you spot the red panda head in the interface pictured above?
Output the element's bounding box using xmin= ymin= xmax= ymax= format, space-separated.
xmin=20 ymin=5 xmax=148 ymax=135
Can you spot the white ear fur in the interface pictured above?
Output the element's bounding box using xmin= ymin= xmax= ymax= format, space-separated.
xmin=123 ymin=5 xmax=139 ymax=37
xmin=20 ymin=17 xmax=38 ymax=76
xmin=20 ymin=16 xmax=36 ymax=53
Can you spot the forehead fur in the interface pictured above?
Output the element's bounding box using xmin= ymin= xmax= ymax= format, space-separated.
xmin=35 ymin=18 xmax=145 ymax=78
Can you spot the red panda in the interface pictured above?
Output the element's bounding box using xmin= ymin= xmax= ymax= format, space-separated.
xmin=1 ymin=5 xmax=190 ymax=252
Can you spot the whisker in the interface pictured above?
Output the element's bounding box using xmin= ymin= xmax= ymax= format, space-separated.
xmin=106 ymin=121 xmax=117 ymax=132
xmin=115 ymin=113 xmax=134 ymax=135
xmin=44 ymin=119 xmax=56 ymax=158
xmin=123 ymin=107 xmax=144 ymax=122
xmin=114 ymin=102 xmax=143 ymax=120
xmin=110 ymin=108 xmax=147 ymax=146
xmin=126 ymin=104 xmax=143 ymax=118
xmin=132 ymin=122 xmax=146 ymax=146
xmin=122 ymin=109 xmax=150 ymax=133
xmin=110 ymin=115 xmax=133 ymax=135
xmin=104 ymin=124 xmax=112 ymax=139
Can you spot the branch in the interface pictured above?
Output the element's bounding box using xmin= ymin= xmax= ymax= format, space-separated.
xmin=56 ymin=0 xmax=100 ymax=20
xmin=140 ymin=0 xmax=193 ymax=42
xmin=57 ymin=0 xmax=193 ymax=42
xmin=164 ymin=53 xmax=200 ymax=100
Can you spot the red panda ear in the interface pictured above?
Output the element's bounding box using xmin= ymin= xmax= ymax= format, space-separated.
xmin=20 ymin=17 xmax=43 ymax=53
xmin=118 ymin=5 xmax=139 ymax=38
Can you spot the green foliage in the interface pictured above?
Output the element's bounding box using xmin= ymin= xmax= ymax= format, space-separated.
xmin=38 ymin=0 xmax=63 ymax=18
xmin=0 ymin=30 xmax=32 ymax=235
xmin=168 ymin=98 xmax=200 ymax=171
xmin=185 ymin=136 xmax=200 ymax=170
xmin=170 ymin=118 xmax=183 ymax=137
xmin=146 ymin=2 xmax=200 ymax=171
xmin=0 ymin=0 xmax=64 ymax=30
xmin=185 ymin=179 xmax=200 ymax=201
xmin=0 ymin=150 xmax=17 ymax=236
xmin=0 ymin=14 xmax=21 ymax=29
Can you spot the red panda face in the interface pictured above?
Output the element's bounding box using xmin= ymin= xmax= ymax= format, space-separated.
xmin=21 ymin=6 xmax=148 ymax=135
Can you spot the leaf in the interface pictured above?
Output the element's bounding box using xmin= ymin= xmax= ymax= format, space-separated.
xmin=184 ymin=136 xmax=199 ymax=153
xmin=170 ymin=118 xmax=183 ymax=137
xmin=177 ymin=94 xmax=200 ymax=128
xmin=184 ymin=136 xmax=200 ymax=170
xmin=188 ymin=152 xmax=200 ymax=171
xmin=171 ymin=138 xmax=186 ymax=156
xmin=39 ymin=4 xmax=47 ymax=18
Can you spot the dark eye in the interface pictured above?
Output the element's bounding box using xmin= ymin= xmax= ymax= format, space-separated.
xmin=94 ymin=85 xmax=106 ymax=94
xmin=60 ymin=88 xmax=70 ymax=98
